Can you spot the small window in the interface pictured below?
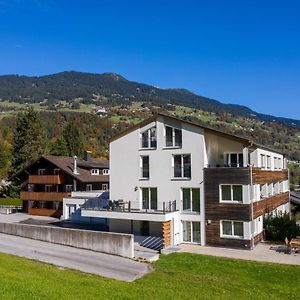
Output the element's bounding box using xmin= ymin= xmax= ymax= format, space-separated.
xmin=277 ymin=158 xmax=282 ymax=169
xmin=86 ymin=184 xmax=93 ymax=191
xmin=38 ymin=169 xmax=46 ymax=175
xmin=65 ymin=185 xmax=73 ymax=192
xmin=165 ymin=126 xmax=182 ymax=148
xmin=260 ymin=154 xmax=266 ymax=168
xmin=220 ymin=185 xmax=243 ymax=203
xmin=102 ymin=183 xmax=109 ymax=191
xmin=173 ymin=154 xmax=191 ymax=178
xmin=221 ymin=220 xmax=244 ymax=238
xmin=45 ymin=185 xmax=52 ymax=192
xmin=141 ymin=156 xmax=149 ymax=179
xmin=140 ymin=126 xmax=157 ymax=149
xmin=91 ymin=169 xmax=99 ymax=175
xmin=103 ymin=169 xmax=109 ymax=175
xmin=53 ymin=169 xmax=60 ymax=175
xmin=225 ymin=153 xmax=243 ymax=167
xmin=266 ymin=156 xmax=271 ymax=169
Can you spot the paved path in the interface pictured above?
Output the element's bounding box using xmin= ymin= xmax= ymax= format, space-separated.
xmin=179 ymin=242 xmax=300 ymax=266
xmin=0 ymin=233 xmax=152 ymax=281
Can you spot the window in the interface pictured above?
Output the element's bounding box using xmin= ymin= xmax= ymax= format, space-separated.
xmin=260 ymin=154 xmax=266 ymax=168
xmin=267 ymin=156 xmax=271 ymax=169
xmin=86 ymin=184 xmax=93 ymax=191
xmin=277 ymin=158 xmax=282 ymax=169
xmin=53 ymin=202 xmax=60 ymax=210
xmin=102 ymin=183 xmax=108 ymax=191
xmin=65 ymin=185 xmax=73 ymax=192
xmin=141 ymin=187 xmax=157 ymax=210
xmin=53 ymin=169 xmax=60 ymax=175
xmin=221 ymin=221 xmax=244 ymax=238
xmin=182 ymin=188 xmax=200 ymax=212
xmin=45 ymin=185 xmax=52 ymax=192
xmin=91 ymin=169 xmax=99 ymax=175
xmin=220 ymin=185 xmax=243 ymax=202
xmin=103 ymin=169 xmax=109 ymax=175
xmin=274 ymin=157 xmax=278 ymax=169
xmin=140 ymin=156 xmax=149 ymax=179
xmin=141 ymin=126 xmax=157 ymax=149
xmin=173 ymin=154 xmax=191 ymax=178
xmin=38 ymin=169 xmax=46 ymax=175
xmin=226 ymin=153 xmax=243 ymax=167
xmin=182 ymin=221 xmax=201 ymax=243
xmin=165 ymin=126 xmax=182 ymax=148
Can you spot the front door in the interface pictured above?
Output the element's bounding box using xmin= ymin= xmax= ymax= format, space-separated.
xmin=141 ymin=221 xmax=150 ymax=236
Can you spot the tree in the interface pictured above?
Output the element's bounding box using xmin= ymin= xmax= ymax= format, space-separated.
xmin=50 ymin=136 xmax=69 ymax=156
xmin=63 ymin=119 xmax=84 ymax=157
xmin=10 ymin=107 xmax=47 ymax=175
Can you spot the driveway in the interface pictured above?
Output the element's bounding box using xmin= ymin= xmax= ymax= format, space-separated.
xmin=0 ymin=233 xmax=152 ymax=281
xmin=179 ymin=242 xmax=300 ymax=266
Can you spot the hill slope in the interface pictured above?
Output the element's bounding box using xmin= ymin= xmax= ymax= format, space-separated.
xmin=0 ymin=71 xmax=299 ymax=127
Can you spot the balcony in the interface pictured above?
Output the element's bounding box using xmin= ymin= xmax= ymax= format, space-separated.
xmin=81 ymin=199 xmax=178 ymax=222
xmin=28 ymin=175 xmax=64 ymax=185
xmin=20 ymin=191 xmax=70 ymax=201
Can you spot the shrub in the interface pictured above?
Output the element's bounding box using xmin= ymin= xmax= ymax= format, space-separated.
xmin=264 ymin=213 xmax=300 ymax=242
xmin=0 ymin=198 xmax=22 ymax=206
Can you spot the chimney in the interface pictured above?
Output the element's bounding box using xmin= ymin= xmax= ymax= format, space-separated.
xmin=84 ymin=150 xmax=92 ymax=161
xmin=73 ymin=156 xmax=79 ymax=175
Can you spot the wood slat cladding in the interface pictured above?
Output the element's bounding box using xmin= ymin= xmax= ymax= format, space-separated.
xmin=28 ymin=208 xmax=62 ymax=218
xmin=20 ymin=191 xmax=69 ymax=202
xmin=204 ymin=167 xmax=251 ymax=221
xmin=28 ymin=175 xmax=64 ymax=185
xmin=253 ymin=231 xmax=264 ymax=246
xmin=162 ymin=221 xmax=171 ymax=248
xmin=252 ymin=192 xmax=289 ymax=219
xmin=252 ymin=168 xmax=288 ymax=184
xmin=206 ymin=221 xmax=251 ymax=249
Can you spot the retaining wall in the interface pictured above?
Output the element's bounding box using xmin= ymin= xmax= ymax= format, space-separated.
xmin=0 ymin=222 xmax=134 ymax=258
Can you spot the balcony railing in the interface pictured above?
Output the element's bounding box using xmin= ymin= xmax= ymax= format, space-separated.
xmin=81 ymin=199 xmax=177 ymax=214
xmin=28 ymin=175 xmax=64 ymax=185
xmin=20 ymin=191 xmax=70 ymax=201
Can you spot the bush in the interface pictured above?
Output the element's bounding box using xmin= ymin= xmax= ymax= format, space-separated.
xmin=264 ymin=213 xmax=300 ymax=242
xmin=0 ymin=198 xmax=22 ymax=206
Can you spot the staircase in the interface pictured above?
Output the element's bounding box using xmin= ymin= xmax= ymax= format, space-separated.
xmin=139 ymin=235 xmax=164 ymax=251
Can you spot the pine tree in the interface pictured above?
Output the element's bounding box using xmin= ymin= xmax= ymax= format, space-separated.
xmin=10 ymin=107 xmax=47 ymax=174
xmin=63 ymin=119 xmax=84 ymax=157
xmin=50 ymin=136 xmax=69 ymax=156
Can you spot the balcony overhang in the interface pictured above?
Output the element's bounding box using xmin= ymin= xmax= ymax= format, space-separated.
xmin=81 ymin=209 xmax=179 ymax=222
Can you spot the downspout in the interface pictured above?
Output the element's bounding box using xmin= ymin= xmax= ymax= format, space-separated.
xmin=250 ymin=163 xmax=254 ymax=250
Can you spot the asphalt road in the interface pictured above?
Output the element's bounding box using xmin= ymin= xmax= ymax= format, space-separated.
xmin=0 ymin=233 xmax=152 ymax=281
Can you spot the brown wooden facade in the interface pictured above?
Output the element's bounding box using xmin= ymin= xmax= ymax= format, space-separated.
xmin=204 ymin=167 xmax=289 ymax=249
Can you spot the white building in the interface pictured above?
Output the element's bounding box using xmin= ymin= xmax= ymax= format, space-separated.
xmin=82 ymin=113 xmax=290 ymax=250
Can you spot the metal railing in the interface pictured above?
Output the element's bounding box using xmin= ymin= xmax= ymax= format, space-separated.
xmin=81 ymin=199 xmax=177 ymax=214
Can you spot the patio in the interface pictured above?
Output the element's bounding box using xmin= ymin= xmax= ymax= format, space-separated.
xmin=179 ymin=242 xmax=300 ymax=266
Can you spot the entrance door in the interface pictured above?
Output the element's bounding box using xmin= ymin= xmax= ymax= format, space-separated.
xmin=140 ymin=221 xmax=150 ymax=236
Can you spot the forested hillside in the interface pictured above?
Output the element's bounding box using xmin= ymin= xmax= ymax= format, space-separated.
xmin=1 ymin=71 xmax=300 ymax=127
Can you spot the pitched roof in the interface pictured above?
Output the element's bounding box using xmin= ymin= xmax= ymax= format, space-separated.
xmin=110 ymin=112 xmax=283 ymax=155
xmin=42 ymin=156 xmax=109 ymax=183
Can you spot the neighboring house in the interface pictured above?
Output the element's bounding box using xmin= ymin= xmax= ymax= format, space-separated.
xmin=15 ymin=152 xmax=109 ymax=218
xmin=81 ymin=113 xmax=290 ymax=250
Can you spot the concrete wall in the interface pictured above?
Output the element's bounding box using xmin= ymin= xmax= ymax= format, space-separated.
xmin=0 ymin=222 xmax=134 ymax=258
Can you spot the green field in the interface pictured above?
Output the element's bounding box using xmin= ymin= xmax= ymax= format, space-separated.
xmin=0 ymin=252 xmax=299 ymax=299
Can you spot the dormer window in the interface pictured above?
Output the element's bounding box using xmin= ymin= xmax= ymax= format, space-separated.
xmin=140 ymin=126 xmax=157 ymax=149
xmin=91 ymin=169 xmax=99 ymax=175
xmin=165 ymin=126 xmax=182 ymax=148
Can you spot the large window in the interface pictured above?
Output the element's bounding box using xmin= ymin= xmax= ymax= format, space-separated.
xmin=220 ymin=185 xmax=243 ymax=203
xmin=165 ymin=126 xmax=182 ymax=148
xmin=221 ymin=220 xmax=244 ymax=238
xmin=142 ymin=187 xmax=157 ymax=210
xmin=182 ymin=188 xmax=200 ymax=212
xmin=141 ymin=126 xmax=157 ymax=149
xmin=141 ymin=156 xmax=149 ymax=179
xmin=182 ymin=221 xmax=201 ymax=243
xmin=226 ymin=153 xmax=243 ymax=167
xmin=173 ymin=154 xmax=191 ymax=178
xmin=266 ymin=156 xmax=271 ymax=169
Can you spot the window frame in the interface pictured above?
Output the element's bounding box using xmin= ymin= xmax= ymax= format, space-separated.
xmin=38 ymin=169 xmax=46 ymax=175
xmin=164 ymin=125 xmax=182 ymax=148
xmin=172 ymin=154 xmax=191 ymax=179
xmin=140 ymin=126 xmax=157 ymax=150
xmin=102 ymin=183 xmax=109 ymax=191
xmin=181 ymin=188 xmax=200 ymax=213
xmin=140 ymin=155 xmax=150 ymax=180
xmin=141 ymin=187 xmax=158 ymax=210
xmin=86 ymin=184 xmax=93 ymax=191
xmin=219 ymin=184 xmax=243 ymax=203
xmin=91 ymin=169 xmax=99 ymax=175
xmin=225 ymin=152 xmax=244 ymax=168
xmin=103 ymin=169 xmax=109 ymax=175
xmin=220 ymin=220 xmax=244 ymax=239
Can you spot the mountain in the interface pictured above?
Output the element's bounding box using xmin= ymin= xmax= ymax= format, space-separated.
xmin=0 ymin=71 xmax=299 ymax=127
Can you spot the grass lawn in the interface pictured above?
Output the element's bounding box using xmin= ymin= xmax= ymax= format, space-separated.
xmin=0 ymin=253 xmax=299 ymax=299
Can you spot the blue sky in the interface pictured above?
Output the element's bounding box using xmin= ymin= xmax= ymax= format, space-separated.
xmin=0 ymin=0 xmax=299 ymax=119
